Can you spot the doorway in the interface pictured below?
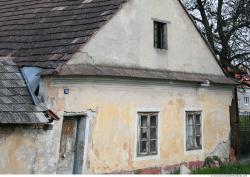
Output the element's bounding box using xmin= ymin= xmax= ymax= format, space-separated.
xmin=57 ymin=116 xmax=86 ymax=174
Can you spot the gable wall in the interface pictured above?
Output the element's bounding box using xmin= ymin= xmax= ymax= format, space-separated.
xmin=68 ymin=0 xmax=224 ymax=76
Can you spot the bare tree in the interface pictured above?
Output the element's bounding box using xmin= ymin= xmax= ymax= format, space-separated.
xmin=182 ymin=0 xmax=250 ymax=80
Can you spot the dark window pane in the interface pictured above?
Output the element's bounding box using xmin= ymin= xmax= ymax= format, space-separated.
xmin=140 ymin=141 xmax=147 ymax=153
xmin=154 ymin=23 xmax=158 ymax=48
xmin=196 ymin=136 xmax=201 ymax=147
xmin=195 ymin=125 xmax=201 ymax=136
xmin=157 ymin=23 xmax=163 ymax=48
xmin=186 ymin=136 xmax=194 ymax=149
xmin=140 ymin=128 xmax=148 ymax=139
xmin=150 ymin=140 xmax=157 ymax=153
xmin=195 ymin=114 xmax=201 ymax=124
xmin=141 ymin=116 xmax=147 ymax=127
xmin=150 ymin=116 xmax=157 ymax=126
xmin=150 ymin=128 xmax=157 ymax=139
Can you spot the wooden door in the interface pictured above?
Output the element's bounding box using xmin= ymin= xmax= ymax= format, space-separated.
xmin=57 ymin=116 xmax=86 ymax=174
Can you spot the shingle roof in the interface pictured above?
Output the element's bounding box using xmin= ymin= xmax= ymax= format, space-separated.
xmin=0 ymin=0 xmax=128 ymax=69
xmin=0 ymin=59 xmax=56 ymax=124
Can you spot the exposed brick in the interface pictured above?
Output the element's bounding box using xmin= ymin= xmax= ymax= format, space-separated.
xmin=229 ymin=147 xmax=237 ymax=163
xmin=187 ymin=160 xmax=204 ymax=170
xmin=135 ymin=168 xmax=161 ymax=174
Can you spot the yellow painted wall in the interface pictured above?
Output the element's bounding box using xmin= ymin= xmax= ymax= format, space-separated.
xmin=44 ymin=77 xmax=233 ymax=174
xmin=0 ymin=125 xmax=60 ymax=174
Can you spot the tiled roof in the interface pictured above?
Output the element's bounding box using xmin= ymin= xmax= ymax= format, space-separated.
xmin=0 ymin=59 xmax=54 ymax=124
xmin=0 ymin=0 xmax=128 ymax=69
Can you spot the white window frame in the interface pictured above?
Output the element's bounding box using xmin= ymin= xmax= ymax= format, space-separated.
xmin=184 ymin=109 xmax=204 ymax=155
xmin=134 ymin=108 xmax=160 ymax=161
xmin=244 ymin=96 xmax=249 ymax=105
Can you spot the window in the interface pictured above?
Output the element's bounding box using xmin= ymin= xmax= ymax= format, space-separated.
xmin=154 ymin=21 xmax=167 ymax=49
xmin=186 ymin=111 xmax=202 ymax=151
xmin=137 ymin=112 xmax=158 ymax=156
xmin=244 ymin=97 xmax=249 ymax=105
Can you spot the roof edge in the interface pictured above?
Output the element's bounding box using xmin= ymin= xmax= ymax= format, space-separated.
xmin=39 ymin=64 xmax=238 ymax=86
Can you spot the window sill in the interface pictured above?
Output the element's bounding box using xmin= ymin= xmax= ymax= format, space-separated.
xmin=155 ymin=48 xmax=168 ymax=53
xmin=154 ymin=48 xmax=168 ymax=54
xmin=185 ymin=148 xmax=203 ymax=155
xmin=135 ymin=154 xmax=160 ymax=161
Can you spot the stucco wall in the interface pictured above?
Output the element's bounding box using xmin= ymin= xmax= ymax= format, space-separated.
xmin=43 ymin=77 xmax=232 ymax=174
xmin=0 ymin=125 xmax=60 ymax=174
xmin=68 ymin=0 xmax=224 ymax=76
xmin=0 ymin=77 xmax=232 ymax=174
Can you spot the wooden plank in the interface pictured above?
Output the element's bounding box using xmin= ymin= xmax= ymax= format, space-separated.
xmin=73 ymin=116 xmax=86 ymax=174
xmin=57 ymin=117 xmax=77 ymax=174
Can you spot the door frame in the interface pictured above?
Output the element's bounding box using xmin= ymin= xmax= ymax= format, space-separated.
xmin=58 ymin=113 xmax=88 ymax=174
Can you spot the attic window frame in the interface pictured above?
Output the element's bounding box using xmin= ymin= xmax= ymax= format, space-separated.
xmin=153 ymin=20 xmax=168 ymax=50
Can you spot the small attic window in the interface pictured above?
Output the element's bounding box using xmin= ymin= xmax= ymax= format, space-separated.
xmin=154 ymin=21 xmax=167 ymax=50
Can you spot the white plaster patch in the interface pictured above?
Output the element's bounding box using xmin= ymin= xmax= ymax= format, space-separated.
xmin=82 ymin=0 xmax=93 ymax=3
xmin=0 ymin=127 xmax=14 ymax=145
xmin=100 ymin=10 xmax=111 ymax=16
xmin=71 ymin=38 xmax=81 ymax=44
xmin=50 ymin=54 xmax=60 ymax=60
xmin=51 ymin=6 xmax=66 ymax=11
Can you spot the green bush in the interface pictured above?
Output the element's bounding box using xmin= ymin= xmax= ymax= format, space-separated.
xmin=192 ymin=164 xmax=250 ymax=174
xmin=203 ymin=156 xmax=223 ymax=168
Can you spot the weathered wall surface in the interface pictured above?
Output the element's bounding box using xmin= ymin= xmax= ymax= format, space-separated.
xmin=0 ymin=0 xmax=232 ymax=174
xmin=0 ymin=125 xmax=60 ymax=174
xmin=0 ymin=77 xmax=233 ymax=174
xmin=43 ymin=77 xmax=233 ymax=174
xmin=68 ymin=0 xmax=224 ymax=76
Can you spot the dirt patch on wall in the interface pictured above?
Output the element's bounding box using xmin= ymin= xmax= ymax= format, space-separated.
xmin=0 ymin=126 xmax=14 ymax=145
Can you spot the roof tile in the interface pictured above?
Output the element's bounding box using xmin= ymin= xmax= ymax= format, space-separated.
xmin=0 ymin=0 xmax=128 ymax=69
xmin=0 ymin=59 xmax=52 ymax=124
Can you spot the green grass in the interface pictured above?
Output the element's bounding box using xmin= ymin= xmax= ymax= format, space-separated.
xmin=192 ymin=164 xmax=250 ymax=174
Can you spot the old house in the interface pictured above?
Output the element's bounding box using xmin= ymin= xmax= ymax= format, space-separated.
xmin=238 ymin=75 xmax=250 ymax=114
xmin=238 ymin=87 xmax=250 ymax=114
xmin=0 ymin=0 xmax=237 ymax=174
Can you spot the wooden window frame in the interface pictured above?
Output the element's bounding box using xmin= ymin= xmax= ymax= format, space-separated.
xmin=137 ymin=112 xmax=158 ymax=157
xmin=154 ymin=21 xmax=168 ymax=50
xmin=185 ymin=111 xmax=202 ymax=151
